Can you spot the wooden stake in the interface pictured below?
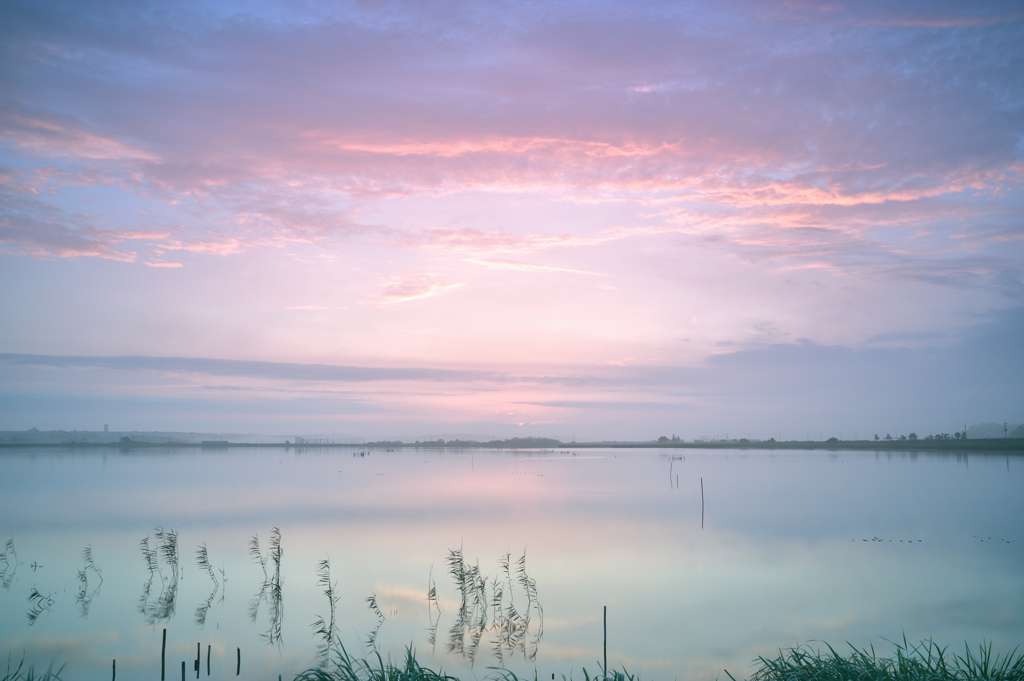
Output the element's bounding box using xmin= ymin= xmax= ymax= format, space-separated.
xmin=161 ymin=629 xmax=167 ymax=681
xmin=603 ymin=605 xmax=607 ymax=680
xmin=236 ymin=648 xmax=240 ymax=676
xmin=207 ymin=645 xmax=211 ymax=676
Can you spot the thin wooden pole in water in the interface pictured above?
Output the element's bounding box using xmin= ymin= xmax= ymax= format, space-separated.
xmin=236 ymin=648 xmax=240 ymax=676
xmin=603 ymin=605 xmax=607 ymax=679
xmin=701 ymin=477 xmax=704 ymax=529
xmin=161 ymin=629 xmax=167 ymax=681
xmin=195 ymin=642 xmax=200 ymax=679
xmin=112 ymin=659 xmax=115 ymax=681
xmin=207 ymin=645 xmax=211 ymax=676
xmin=181 ymin=661 xmax=185 ymax=681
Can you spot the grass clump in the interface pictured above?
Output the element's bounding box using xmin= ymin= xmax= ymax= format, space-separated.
xmin=730 ymin=638 xmax=1024 ymax=681
xmin=293 ymin=644 xmax=636 ymax=681
xmin=3 ymin=656 xmax=64 ymax=681
xmin=294 ymin=645 xmax=460 ymax=681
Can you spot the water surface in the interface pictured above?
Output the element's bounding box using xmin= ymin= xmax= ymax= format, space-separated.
xmin=1 ymin=446 xmax=1021 ymax=681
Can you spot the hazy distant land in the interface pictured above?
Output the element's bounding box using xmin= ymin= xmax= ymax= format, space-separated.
xmin=2 ymin=425 xmax=1022 ymax=452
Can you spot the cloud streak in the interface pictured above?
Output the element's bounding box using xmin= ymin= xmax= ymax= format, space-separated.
xmin=0 ymin=353 xmax=498 ymax=384
xmin=2 ymin=304 xmax=1021 ymax=437
xmin=465 ymin=258 xmax=599 ymax=275
xmin=375 ymin=274 xmax=464 ymax=305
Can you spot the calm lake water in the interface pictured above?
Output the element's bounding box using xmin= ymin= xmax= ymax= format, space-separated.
xmin=1 ymin=446 xmax=1022 ymax=681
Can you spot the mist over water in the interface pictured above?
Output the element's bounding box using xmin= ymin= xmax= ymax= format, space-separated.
xmin=1 ymin=447 xmax=1022 ymax=681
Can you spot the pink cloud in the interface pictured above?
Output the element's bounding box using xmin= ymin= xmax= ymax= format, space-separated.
xmin=375 ymin=274 xmax=464 ymax=305
xmin=0 ymin=210 xmax=138 ymax=263
xmin=120 ymin=230 xmax=172 ymax=241
xmin=400 ymin=227 xmax=625 ymax=255
xmin=0 ymin=113 xmax=156 ymax=162
xmin=865 ymin=12 xmax=1023 ymax=28
xmin=159 ymin=238 xmax=248 ymax=256
xmin=465 ymin=258 xmax=599 ymax=275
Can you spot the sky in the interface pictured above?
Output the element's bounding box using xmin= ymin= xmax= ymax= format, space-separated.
xmin=1 ymin=0 xmax=1022 ymax=441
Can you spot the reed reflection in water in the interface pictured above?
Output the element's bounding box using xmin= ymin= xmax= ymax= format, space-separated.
xmin=443 ymin=548 xmax=543 ymax=666
xmin=1 ymin=538 xmax=17 ymax=591
xmin=311 ymin=558 xmax=340 ymax=666
xmin=426 ymin=565 xmax=441 ymax=649
xmin=26 ymin=586 xmax=55 ymax=625
xmin=365 ymin=592 xmax=386 ymax=649
xmin=139 ymin=527 xmax=179 ymax=624
xmin=194 ymin=542 xmax=225 ymax=627
xmin=249 ymin=527 xmax=284 ymax=645
xmin=75 ymin=544 xmax=103 ymax=618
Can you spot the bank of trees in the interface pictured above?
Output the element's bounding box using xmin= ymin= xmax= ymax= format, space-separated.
xmin=874 ymin=430 xmax=966 ymax=441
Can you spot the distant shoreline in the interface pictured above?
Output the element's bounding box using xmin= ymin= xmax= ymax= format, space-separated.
xmin=2 ymin=437 xmax=1023 ymax=452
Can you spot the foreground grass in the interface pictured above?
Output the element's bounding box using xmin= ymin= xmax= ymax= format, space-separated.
xmin=295 ymin=639 xmax=1024 ymax=681
xmin=2 ymin=657 xmax=64 ymax=681
xmin=733 ymin=638 xmax=1024 ymax=681
xmin=294 ymin=646 xmax=460 ymax=681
